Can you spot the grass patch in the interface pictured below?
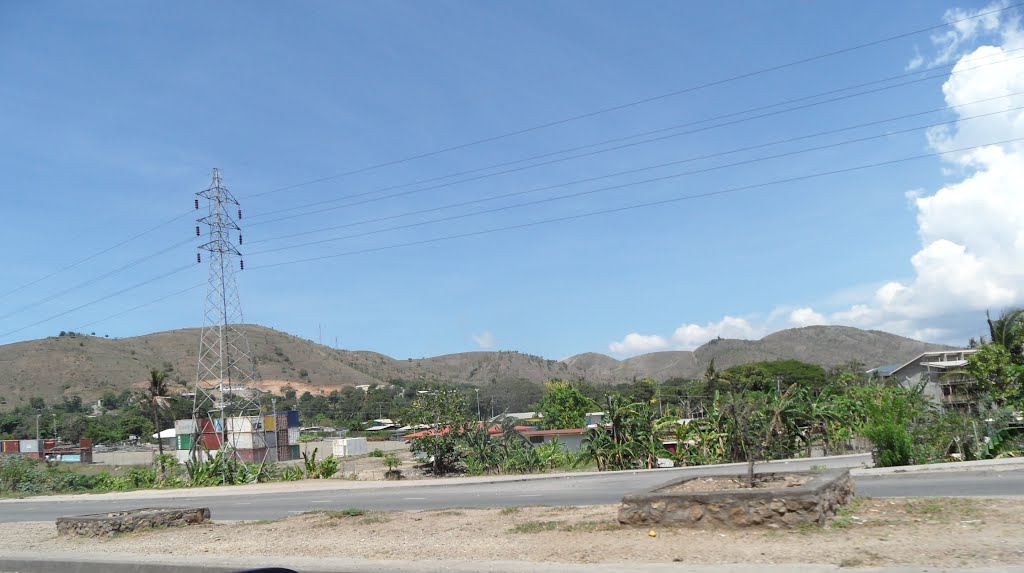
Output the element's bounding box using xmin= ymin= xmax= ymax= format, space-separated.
xmin=312 ymin=508 xmax=367 ymax=518
xmin=561 ymin=520 xmax=619 ymax=533
xmin=905 ymin=497 xmax=982 ymax=519
xmin=360 ymin=514 xmax=391 ymax=525
xmin=509 ymin=520 xmax=560 ymax=534
xmin=499 ymin=507 xmax=521 ymax=515
xmin=430 ymin=510 xmax=465 ymax=517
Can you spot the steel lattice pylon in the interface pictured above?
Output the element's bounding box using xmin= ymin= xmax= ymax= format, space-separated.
xmin=191 ymin=168 xmax=265 ymax=464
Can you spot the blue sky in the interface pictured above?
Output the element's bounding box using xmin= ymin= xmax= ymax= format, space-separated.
xmin=2 ymin=1 xmax=1022 ymax=360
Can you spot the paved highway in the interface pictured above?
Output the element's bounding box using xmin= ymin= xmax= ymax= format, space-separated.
xmin=1 ymin=458 xmax=1021 ymax=523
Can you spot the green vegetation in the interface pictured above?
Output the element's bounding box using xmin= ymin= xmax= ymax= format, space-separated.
xmin=301 ymin=448 xmax=339 ymax=479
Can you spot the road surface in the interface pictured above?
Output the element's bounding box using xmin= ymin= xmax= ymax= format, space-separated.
xmin=1 ymin=457 xmax=1021 ymax=523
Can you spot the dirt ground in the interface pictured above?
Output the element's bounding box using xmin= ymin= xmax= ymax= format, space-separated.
xmin=6 ymin=497 xmax=1024 ymax=566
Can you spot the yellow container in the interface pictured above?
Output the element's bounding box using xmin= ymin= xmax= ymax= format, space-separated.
xmin=264 ymin=415 xmax=277 ymax=431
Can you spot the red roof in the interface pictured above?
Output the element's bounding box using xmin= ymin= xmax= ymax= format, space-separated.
xmin=403 ymin=422 xmax=535 ymax=440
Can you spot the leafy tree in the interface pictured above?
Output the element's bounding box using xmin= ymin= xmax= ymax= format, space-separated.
xmin=967 ymin=344 xmax=1023 ymax=404
xmin=536 ymin=380 xmax=597 ymax=430
xmin=405 ymin=386 xmax=470 ymax=475
xmin=28 ymin=397 xmax=45 ymax=411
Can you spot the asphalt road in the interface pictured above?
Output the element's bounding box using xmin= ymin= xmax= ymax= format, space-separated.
xmin=2 ymin=457 xmax=1021 ymax=523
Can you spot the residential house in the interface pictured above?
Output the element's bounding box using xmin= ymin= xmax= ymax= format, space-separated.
xmin=875 ymin=349 xmax=981 ymax=412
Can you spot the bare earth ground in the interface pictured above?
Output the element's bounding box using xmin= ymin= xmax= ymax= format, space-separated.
xmin=4 ymin=498 xmax=1024 ymax=567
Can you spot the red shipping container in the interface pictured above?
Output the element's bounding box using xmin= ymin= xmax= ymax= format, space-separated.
xmin=277 ymin=445 xmax=291 ymax=462
xmin=43 ymin=439 xmax=57 ymax=450
xmin=199 ymin=418 xmax=214 ymax=434
xmin=200 ymin=433 xmax=223 ymax=450
xmin=79 ymin=438 xmax=93 ymax=449
xmin=277 ymin=429 xmax=288 ymax=444
xmin=1 ymin=440 xmax=19 ymax=453
xmin=234 ymin=448 xmax=267 ymax=463
xmin=276 ymin=414 xmax=288 ymax=429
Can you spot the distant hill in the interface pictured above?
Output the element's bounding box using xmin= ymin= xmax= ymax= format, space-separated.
xmin=0 ymin=324 xmax=954 ymax=408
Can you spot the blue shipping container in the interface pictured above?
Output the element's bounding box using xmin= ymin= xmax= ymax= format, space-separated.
xmin=287 ymin=410 xmax=299 ymax=428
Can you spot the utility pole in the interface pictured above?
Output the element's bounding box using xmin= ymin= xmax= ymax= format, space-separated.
xmin=192 ymin=168 xmax=263 ymax=464
xmin=474 ymin=388 xmax=481 ymax=421
xmin=35 ymin=414 xmax=40 ymax=441
xmin=52 ymin=413 xmax=57 ymax=443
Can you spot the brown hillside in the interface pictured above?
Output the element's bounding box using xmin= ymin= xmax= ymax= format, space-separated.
xmin=0 ymin=324 xmax=955 ymax=408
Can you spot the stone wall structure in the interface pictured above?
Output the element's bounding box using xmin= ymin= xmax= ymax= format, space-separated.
xmin=56 ymin=507 xmax=210 ymax=537
xmin=618 ymin=469 xmax=853 ymax=528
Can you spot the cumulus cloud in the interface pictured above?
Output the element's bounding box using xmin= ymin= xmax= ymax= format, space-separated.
xmin=472 ymin=331 xmax=496 ymax=349
xmin=605 ymin=6 xmax=1024 ymax=355
xmin=608 ymin=333 xmax=669 ymax=354
xmin=671 ymin=317 xmax=765 ymax=350
xmin=788 ymin=307 xmax=828 ymax=327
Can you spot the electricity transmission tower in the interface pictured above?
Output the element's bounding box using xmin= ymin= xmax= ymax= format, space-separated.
xmin=191 ymin=168 xmax=264 ymax=463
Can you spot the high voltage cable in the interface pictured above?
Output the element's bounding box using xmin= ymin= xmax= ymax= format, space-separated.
xmin=5 ymin=6 xmax=1020 ymax=316
xmin=246 ymin=105 xmax=1024 ymax=256
xmin=249 ymin=136 xmax=1024 ymax=270
xmin=248 ymin=91 xmax=1024 ymax=247
xmin=7 ymin=92 xmax=1019 ymax=320
xmin=74 ymin=283 xmax=204 ymax=331
xmin=0 ymin=210 xmax=194 ymax=301
xmin=0 ymin=238 xmax=194 ymax=321
xmin=238 ymin=1 xmax=1023 ymax=201
xmin=245 ymin=50 xmax=1024 ymax=228
xmin=0 ymin=263 xmax=196 ymax=340
xmin=22 ymin=134 xmax=1022 ymax=335
xmin=6 ymin=30 xmax=1018 ymax=308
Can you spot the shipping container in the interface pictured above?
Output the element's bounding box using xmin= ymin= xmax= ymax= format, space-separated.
xmin=276 ymin=413 xmax=289 ymax=429
xmin=267 ymin=447 xmax=279 ymax=463
xmin=331 ymin=437 xmax=368 ymax=457
xmin=59 ymin=454 xmax=81 ymax=463
xmin=176 ymin=434 xmax=194 ymax=451
xmin=79 ymin=438 xmax=93 ymax=449
xmin=287 ymin=427 xmax=300 ymax=446
xmin=264 ymin=415 xmax=276 ymax=432
xmin=286 ymin=410 xmax=300 ymax=428
xmin=1 ymin=440 xmax=19 ymax=453
xmin=175 ymin=419 xmax=195 ymax=434
xmin=230 ymin=433 xmax=267 ymax=450
xmin=290 ymin=445 xmax=300 ymax=460
xmin=278 ymin=445 xmax=292 ymax=462
xmin=198 ymin=418 xmax=224 ymax=433
xmin=265 ymin=432 xmax=277 ymax=448
xmin=43 ymin=439 xmax=57 ymax=450
xmin=277 ymin=429 xmax=288 ymax=445
xmin=200 ymin=433 xmax=223 ymax=450
xmin=19 ymin=440 xmax=43 ymax=453
xmin=174 ymin=449 xmax=191 ymax=464
xmin=80 ymin=450 xmax=93 ymax=464
xmin=234 ymin=447 xmax=267 ymax=464
xmin=227 ymin=416 xmax=263 ymax=433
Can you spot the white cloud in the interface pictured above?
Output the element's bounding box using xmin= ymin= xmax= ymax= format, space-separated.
xmin=671 ymin=317 xmax=765 ymax=350
xmin=928 ymin=1 xmax=1008 ymax=67
xmin=604 ymin=7 xmax=1024 ymax=355
xmin=471 ymin=331 xmax=496 ymax=349
xmin=906 ymin=48 xmax=925 ymax=71
xmin=788 ymin=307 xmax=828 ymax=327
xmin=608 ymin=333 xmax=669 ymax=354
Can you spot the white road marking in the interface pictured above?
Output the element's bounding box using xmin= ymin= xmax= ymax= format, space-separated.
xmin=519 ymin=494 xmax=542 ymax=497
xmin=235 ymin=502 xmax=252 ymax=505
xmin=309 ymin=500 xmax=331 ymax=503
xmin=403 ymin=497 xmax=426 ymax=500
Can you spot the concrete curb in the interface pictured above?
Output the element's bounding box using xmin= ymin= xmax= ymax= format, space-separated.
xmin=851 ymin=456 xmax=1024 ymax=476
xmin=2 ymin=552 xmax=1024 ymax=573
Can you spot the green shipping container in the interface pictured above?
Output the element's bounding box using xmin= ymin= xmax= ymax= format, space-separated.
xmin=176 ymin=434 xmax=194 ymax=451
xmin=290 ymin=445 xmax=300 ymax=460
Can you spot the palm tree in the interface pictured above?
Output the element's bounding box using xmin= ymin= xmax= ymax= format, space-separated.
xmin=145 ymin=368 xmax=171 ymax=477
xmin=987 ymin=308 xmax=1024 ymax=357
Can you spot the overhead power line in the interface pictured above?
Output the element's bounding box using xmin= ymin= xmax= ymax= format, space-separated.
xmin=0 ymin=263 xmax=196 ymax=340
xmin=34 ymin=135 xmax=1023 ymax=336
xmin=0 ymin=238 xmax=193 ymax=321
xmin=249 ymin=136 xmax=1024 ymax=270
xmin=0 ymin=210 xmax=195 ymax=302
xmin=74 ymin=283 xmax=204 ymax=331
xmin=246 ymin=103 xmax=1024 ymax=255
xmin=244 ymin=49 xmax=1024 ymax=228
xmin=238 ymin=2 xmax=1023 ymax=201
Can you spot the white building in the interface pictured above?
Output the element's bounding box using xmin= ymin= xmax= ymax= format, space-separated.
xmin=877 ymin=349 xmax=980 ymax=412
